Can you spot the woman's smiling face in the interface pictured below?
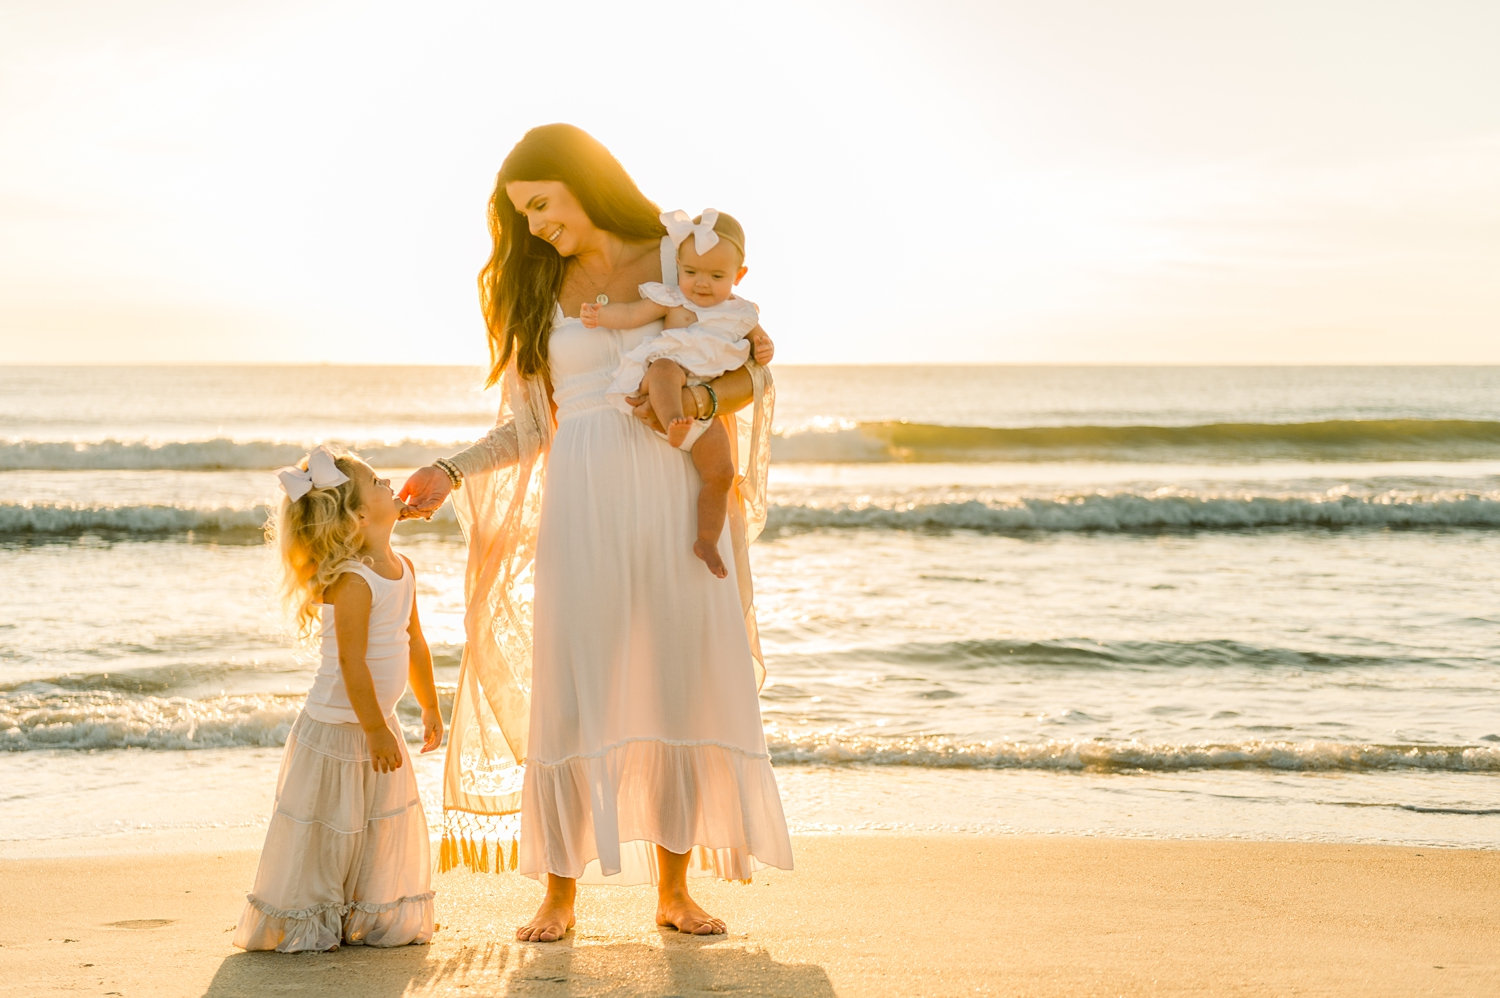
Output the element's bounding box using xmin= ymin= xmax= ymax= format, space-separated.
xmin=505 ymin=180 xmax=596 ymax=257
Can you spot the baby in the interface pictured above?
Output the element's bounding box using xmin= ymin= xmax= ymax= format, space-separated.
xmin=583 ymin=209 xmax=760 ymax=578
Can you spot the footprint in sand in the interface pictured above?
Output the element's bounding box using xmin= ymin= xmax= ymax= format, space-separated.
xmin=104 ymin=919 xmax=176 ymax=930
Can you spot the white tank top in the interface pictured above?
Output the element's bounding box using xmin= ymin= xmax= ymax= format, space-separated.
xmin=304 ymin=558 xmax=414 ymax=725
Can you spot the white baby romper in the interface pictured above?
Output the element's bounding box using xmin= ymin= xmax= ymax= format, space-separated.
xmin=604 ymin=282 xmax=760 ymax=442
xmin=232 ymin=558 xmax=434 ymax=952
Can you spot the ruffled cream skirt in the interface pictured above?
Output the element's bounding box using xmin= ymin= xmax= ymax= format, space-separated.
xmin=519 ymin=403 xmax=794 ymax=885
xmin=520 ymin=738 xmax=791 ymax=883
xmin=233 ymin=711 xmax=433 ymax=952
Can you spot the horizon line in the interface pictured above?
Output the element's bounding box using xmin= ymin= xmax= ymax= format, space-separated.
xmin=9 ymin=361 xmax=1500 ymax=370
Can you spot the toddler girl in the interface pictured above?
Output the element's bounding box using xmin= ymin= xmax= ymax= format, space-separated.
xmin=233 ymin=446 xmax=443 ymax=953
xmin=584 ymin=209 xmax=763 ymax=578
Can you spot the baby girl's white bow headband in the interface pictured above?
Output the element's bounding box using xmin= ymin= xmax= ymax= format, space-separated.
xmin=662 ymin=209 xmax=720 ymax=254
xmin=277 ymin=446 xmax=349 ymax=501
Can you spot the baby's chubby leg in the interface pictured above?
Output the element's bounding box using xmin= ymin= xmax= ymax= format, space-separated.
xmin=644 ymin=359 xmax=694 ymax=448
xmin=690 ymin=421 xmax=734 ymax=579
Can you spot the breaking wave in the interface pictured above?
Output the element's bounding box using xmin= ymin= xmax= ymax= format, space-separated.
xmin=0 ymin=502 xmax=455 ymax=538
xmin=0 ymin=438 xmax=447 ymax=471
xmin=815 ymin=636 xmax=1472 ymax=672
xmin=765 ymin=733 xmax=1500 ymax=773
xmin=0 ymin=688 xmax=456 ymax=751
xmin=770 ymin=418 xmax=1500 ymax=463
xmin=9 ymin=418 xmax=1500 ymax=470
xmin=774 ymin=420 xmax=1500 ymax=468
xmin=764 ymin=493 xmax=1500 ymax=534
xmin=5 ymin=689 xmax=1495 ymax=774
xmin=7 ymin=492 xmax=1500 ymax=540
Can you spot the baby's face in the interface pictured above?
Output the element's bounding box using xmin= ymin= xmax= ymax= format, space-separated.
xmin=677 ymin=239 xmax=746 ymax=309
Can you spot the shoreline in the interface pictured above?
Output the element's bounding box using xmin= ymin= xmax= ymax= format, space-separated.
xmin=6 ymin=754 xmax=1496 ymax=859
xmin=5 ymin=833 xmax=1496 ymax=997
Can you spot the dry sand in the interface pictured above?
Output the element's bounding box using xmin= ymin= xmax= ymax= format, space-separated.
xmin=2 ymin=834 xmax=1496 ymax=997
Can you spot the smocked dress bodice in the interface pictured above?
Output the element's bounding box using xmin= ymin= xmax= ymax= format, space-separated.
xmin=550 ymin=238 xmax=677 ymax=424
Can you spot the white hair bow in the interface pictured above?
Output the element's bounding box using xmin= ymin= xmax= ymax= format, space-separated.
xmin=277 ymin=446 xmax=349 ymax=501
xmin=661 ymin=209 xmax=720 ymax=255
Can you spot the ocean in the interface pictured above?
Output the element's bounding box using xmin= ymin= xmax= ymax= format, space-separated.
xmin=2 ymin=364 xmax=1497 ymax=853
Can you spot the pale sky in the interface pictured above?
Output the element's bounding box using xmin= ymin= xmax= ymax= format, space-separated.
xmin=2 ymin=0 xmax=1497 ymax=365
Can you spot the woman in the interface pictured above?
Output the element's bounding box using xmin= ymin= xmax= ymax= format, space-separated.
xmin=400 ymin=123 xmax=791 ymax=943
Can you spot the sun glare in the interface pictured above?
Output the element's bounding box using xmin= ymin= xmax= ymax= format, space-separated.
xmin=2 ymin=0 xmax=1498 ymax=364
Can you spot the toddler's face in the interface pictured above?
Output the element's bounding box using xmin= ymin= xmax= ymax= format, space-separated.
xmin=351 ymin=462 xmax=401 ymax=528
xmin=677 ymin=239 xmax=746 ymax=309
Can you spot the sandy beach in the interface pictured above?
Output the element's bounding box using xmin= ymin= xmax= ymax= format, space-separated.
xmin=3 ymin=834 xmax=1495 ymax=997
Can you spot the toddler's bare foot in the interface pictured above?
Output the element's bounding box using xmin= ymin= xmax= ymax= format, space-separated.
xmin=693 ymin=538 xmax=727 ymax=578
xmin=516 ymin=896 xmax=575 ymax=943
xmin=657 ymin=892 xmax=726 ymax=936
xmin=667 ymin=416 xmax=695 ymax=448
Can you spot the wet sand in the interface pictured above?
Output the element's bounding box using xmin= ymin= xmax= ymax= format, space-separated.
xmin=3 ymin=834 xmax=1497 ymax=997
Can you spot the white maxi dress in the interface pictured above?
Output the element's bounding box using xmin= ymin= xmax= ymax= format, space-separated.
xmin=515 ymin=239 xmax=792 ymax=884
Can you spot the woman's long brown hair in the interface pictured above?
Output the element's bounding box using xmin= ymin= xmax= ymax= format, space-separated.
xmin=480 ymin=124 xmax=666 ymax=386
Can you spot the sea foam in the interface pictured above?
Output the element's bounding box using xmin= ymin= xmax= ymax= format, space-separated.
xmin=0 ymin=689 xmax=455 ymax=751
xmin=5 ymin=688 xmax=1496 ymax=773
xmin=764 ymin=733 xmax=1500 ymax=773
xmin=8 ymin=417 xmax=1500 ymax=470
xmin=7 ymin=492 xmax=1500 ymax=539
xmin=0 ymin=502 xmax=455 ymax=537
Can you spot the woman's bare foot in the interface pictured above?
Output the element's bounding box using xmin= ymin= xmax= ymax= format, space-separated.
xmin=656 ymin=890 xmax=726 ymax=936
xmin=693 ymin=538 xmax=727 ymax=578
xmin=516 ymin=877 xmax=576 ymax=943
xmin=667 ymin=416 xmax=695 ymax=448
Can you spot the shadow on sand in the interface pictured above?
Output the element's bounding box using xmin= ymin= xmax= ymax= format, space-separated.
xmin=202 ymin=932 xmax=835 ymax=997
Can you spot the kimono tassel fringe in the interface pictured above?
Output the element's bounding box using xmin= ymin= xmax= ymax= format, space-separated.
xmin=438 ymin=832 xmax=521 ymax=874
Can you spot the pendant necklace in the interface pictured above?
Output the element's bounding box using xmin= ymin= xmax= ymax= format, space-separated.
xmin=572 ymin=259 xmax=612 ymax=305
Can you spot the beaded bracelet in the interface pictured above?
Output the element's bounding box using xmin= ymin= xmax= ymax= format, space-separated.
xmin=433 ymin=457 xmax=463 ymax=490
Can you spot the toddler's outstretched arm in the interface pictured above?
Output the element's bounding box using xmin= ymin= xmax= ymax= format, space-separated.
xmin=326 ymin=572 xmax=404 ymax=773
xmin=581 ymin=298 xmax=671 ymax=329
xmin=402 ymin=557 xmax=443 ymax=754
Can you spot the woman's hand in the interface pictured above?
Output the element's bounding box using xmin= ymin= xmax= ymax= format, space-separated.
xmin=364 ymin=722 xmax=404 ymax=774
xmin=749 ymin=324 xmax=774 ymax=365
xmin=420 ymin=706 xmax=444 ymax=754
xmin=625 ymin=388 xmax=661 ymax=433
xmin=398 ymin=465 xmax=454 ymax=518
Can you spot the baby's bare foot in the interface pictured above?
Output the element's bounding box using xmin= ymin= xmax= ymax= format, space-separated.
xmin=657 ymin=893 xmax=726 ymax=936
xmin=693 ymin=539 xmax=727 ymax=578
xmin=667 ymin=416 xmax=695 ymax=448
xmin=516 ymin=896 xmax=575 ymax=943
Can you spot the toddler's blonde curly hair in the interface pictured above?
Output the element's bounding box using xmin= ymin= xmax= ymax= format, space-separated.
xmin=267 ymin=449 xmax=368 ymax=639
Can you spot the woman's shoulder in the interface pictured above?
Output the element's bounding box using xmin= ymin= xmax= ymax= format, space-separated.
xmin=623 ymin=236 xmax=667 ymax=266
xmin=608 ymin=237 xmax=670 ymax=291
